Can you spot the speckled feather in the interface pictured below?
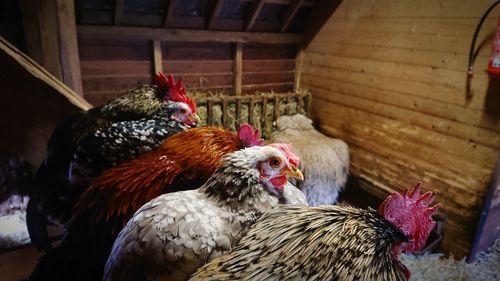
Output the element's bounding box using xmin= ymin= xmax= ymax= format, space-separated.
xmin=27 ymin=84 xmax=191 ymax=252
xmin=190 ymin=205 xmax=409 ymax=281
xmin=69 ymin=102 xmax=190 ymax=186
xmin=104 ymin=146 xmax=302 ymax=281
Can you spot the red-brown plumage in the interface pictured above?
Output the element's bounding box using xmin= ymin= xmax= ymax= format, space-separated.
xmin=74 ymin=126 xmax=252 ymax=229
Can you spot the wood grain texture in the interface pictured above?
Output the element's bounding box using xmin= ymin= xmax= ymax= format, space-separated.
xmin=302 ymin=0 xmax=500 ymax=257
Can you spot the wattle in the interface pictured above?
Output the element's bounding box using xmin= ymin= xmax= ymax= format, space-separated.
xmin=270 ymin=176 xmax=287 ymax=189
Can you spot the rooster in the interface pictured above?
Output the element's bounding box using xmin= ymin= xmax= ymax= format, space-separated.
xmin=271 ymin=113 xmax=349 ymax=205
xmin=27 ymin=73 xmax=199 ymax=251
xmin=190 ymin=182 xmax=438 ymax=281
xmin=103 ymin=143 xmax=304 ymax=281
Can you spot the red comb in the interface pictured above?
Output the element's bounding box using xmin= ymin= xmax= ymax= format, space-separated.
xmin=155 ymin=72 xmax=197 ymax=113
xmin=268 ymin=143 xmax=300 ymax=168
xmin=379 ymin=182 xmax=439 ymax=254
xmin=237 ymin=124 xmax=265 ymax=147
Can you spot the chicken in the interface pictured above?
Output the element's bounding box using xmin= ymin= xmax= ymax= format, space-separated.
xmin=190 ymin=182 xmax=438 ymax=281
xmin=27 ymin=73 xmax=199 ymax=251
xmin=103 ymin=144 xmax=304 ymax=281
xmin=270 ymin=113 xmax=349 ymax=205
xmin=28 ymin=126 xmax=305 ymax=281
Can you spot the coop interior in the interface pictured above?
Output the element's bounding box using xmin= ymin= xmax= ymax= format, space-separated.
xmin=1 ymin=0 xmax=500 ymax=280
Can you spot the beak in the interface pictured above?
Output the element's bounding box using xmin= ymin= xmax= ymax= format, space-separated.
xmin=284 ymin=166 xmax=304 ymax=181
xmin=189 ymin=113 xmax=201 ymax=125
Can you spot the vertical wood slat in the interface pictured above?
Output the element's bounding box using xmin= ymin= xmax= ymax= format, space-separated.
xmin=19 ymin=0 xmax=43 ymax=64
xmin=274 ymin=96 xmax=281 ymax=122
xmin=37 ymin=0 xmax=63 ymax=80
xmin=236 ymin=99 xmax=242 ymax=128
xmin=222 ymin=99 xmax=228 ymax=127
xmin=297 ymin=93 xmax=304 ymax=114
xmin=233 ymin=43 xmax=243 ymax=95
xmin=305 ymin=93 xmax=311 ymax=115
xmin=294 ymin=44 xmax=303 ymax=92
xmin=261 ymin=96 xmax=268 ymax=128
xmin=207 ymin=100 xmax=213 ymax=126
xmin=207 ymin=0 xmax=224 ymax=29
xmin=153 ymin=40 xmax=163 ymax=75
xmin=286 ymin=95 xmax=292 ymax=115
xmin=280 ymin=0 xmax=303 ymax=32
xmin=114 ymin=0 xmax=125 ymax=25
xmin=249 ymin=98 xmax=255 ymax=124
xmin=56 ymin=0 xmax=83 ymax=96
xmin=245 ymin=0 xmax=266 ymax=31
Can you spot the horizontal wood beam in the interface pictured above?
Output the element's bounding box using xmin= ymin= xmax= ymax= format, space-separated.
xmin=77 ymin=25 xmax=303 ymax=44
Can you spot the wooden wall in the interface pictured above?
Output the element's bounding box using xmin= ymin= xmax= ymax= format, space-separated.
xmin=302 ymin=0 xmax=500 ymax=257
xmin=79 ymin=38 xmax=297 ymax=106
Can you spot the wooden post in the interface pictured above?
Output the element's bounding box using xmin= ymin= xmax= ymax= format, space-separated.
xmin=294 ymin=44 xmax=303 ymax=92
xmin=233 ymin=43 xmax=242 ymax=95
xmin=19 ymin=0 xmax=83 ymax=96
xmin=57 ymin=0 xmax=83 ymax=96
xmin=152 ymin=40 xmax=163 ymax=75
xmin=37 ymin=0 xmax=63 ymax=80
xmin=19 ymin=0 xmax=43 ymax=64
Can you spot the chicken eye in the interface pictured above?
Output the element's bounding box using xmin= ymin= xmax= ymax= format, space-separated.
xmin=269 ymin=157 xmax=281 ymax=168
xmin=179 ymin=108 xmax=188 ymax=115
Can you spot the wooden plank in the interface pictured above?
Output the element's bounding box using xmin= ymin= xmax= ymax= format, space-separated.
xmin=245 ymin=0 xmax=266 ymax=31
xmin=78 ymin=25 xmax=303 ymax=44
xmin=163 ymin=0 xmax=175 ymax=27
xmin=37 ymin=0 xmax=62 ymax=79
xmin=153 ymin=40 xmax=163 ymax=74
xmin=311 ymin=30 xmax=492 ymax=56
xmin=294 ymin=45 xmax=303 ymax=91
xmin=233 ymin=43 xmax=242 ymax=95
xmin=249 ymin=98 xmax=255 ymax=124
xmin=302 ymin=63 xmax=488 ymax=112
xmin=302 ymin=71 xmax=499 ymax=133
xmin=280 ymin=0 xmax=303 ymax=32
xmin=222 ymin=99 xmax=228 ymax=126
xmin=306 ymin=84 xmax=500 ymax=150
xmin=207 ymin=99 xmax=214 ymax=126
xmin=81 ymin=61 xmax=152 ymax=76
xmin=56 ymin=0 xmax=83 ymax=96
xmin=335 ymin=0 xmax=499 ymax=19
xmin=243 ymin=44 xmax=297 ymax=59
xmin=243 ymin=59 xmax=295 ymax=72
xmin=19 ymin=0 xmax=43 ymax=64
xmin=261 ymin=96 xmax=268 ymax=125
xmin=243 ymin=72 xmax=294 ymax=84
xmin=305 ymin=41 xmax=491 ymax=73
xmin=207 ymin=0 xmax=224 ymax=29
xmin=243 ymin=83 xmax=294 ymax=93
xmin=274 ymin=96 xmax=281 ymax=121
xmin=236 ymin=99 xmax=242 ymax=127
xmin=114 ymin=0 xmax=125 ymax=25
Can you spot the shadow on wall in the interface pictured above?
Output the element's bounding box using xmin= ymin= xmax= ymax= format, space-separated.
xmin=484 ymin=76 xmax=500 ymax=117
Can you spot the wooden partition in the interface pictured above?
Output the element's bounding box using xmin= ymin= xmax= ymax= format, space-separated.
xmin=302 ymin=0 xmax=500 ymax=257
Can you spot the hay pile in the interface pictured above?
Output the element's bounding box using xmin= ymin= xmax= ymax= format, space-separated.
xmin=188 ymin=90 xmax=310 ymax=139
xmin=401 ymin=238 xmax=500 ymax=281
